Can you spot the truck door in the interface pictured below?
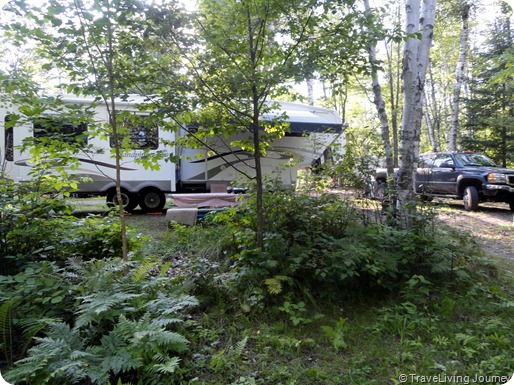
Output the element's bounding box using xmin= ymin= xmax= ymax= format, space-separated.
xmin=430 ymin=154 xmax=459 ymax=194
xmin=415 ymin=154 xmax=436 ymax=193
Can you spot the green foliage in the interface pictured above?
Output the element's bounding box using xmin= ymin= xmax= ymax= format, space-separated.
xmin=0 ymin=175 xmax=134 ymax=276
xmin=204 ymin=191 xmax=485 ymax=305
xmin=3 ymin=258 xmax=198 ymax=385
xmin=464 ymin=6 xmax=514 ymax=166
xmin=278 ymin=300 xmax=311 ymax=326
xmin=320 ymin=317 xmax=349 ymax=352
xmin=0 ymin=175 xmax=72 ymax=274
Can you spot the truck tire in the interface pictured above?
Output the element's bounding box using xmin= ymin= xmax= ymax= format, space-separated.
xmin=463 ymin=186 xmax=479 ymax=211
xmin=106 ymin=189 xmax=139 ymax=211
xmin=139 ymin=188 xmax=166 ymax=212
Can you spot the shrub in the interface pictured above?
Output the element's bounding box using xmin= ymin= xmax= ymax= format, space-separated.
xmin=0 ymin=177 xmax=74 ymax=275
xmin=0 ymin=175 xmax=141 ymax=276
xmin=169 ymin=190 xmax=487 ymax=307
xmin=3 ymin=257 xmax=198 ymax=385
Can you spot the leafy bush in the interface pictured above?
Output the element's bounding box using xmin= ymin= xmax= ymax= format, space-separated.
xmin=0 ymin=177 xmax=73 ymax=275
xmin=0 ymin=175 xmax=141 ymax=276
xmin=165 ymin=190 xmax=488 ymax=309
xmin=3 ymin=257 xmax=198 ymax=385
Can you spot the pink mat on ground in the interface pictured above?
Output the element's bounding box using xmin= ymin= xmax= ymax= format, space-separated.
xmin=171 ymin=193 xmax=246 ymax=207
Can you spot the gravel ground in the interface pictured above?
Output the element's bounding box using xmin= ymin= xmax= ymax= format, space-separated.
xmin=435 ymin=200 xmax=514 ymax=260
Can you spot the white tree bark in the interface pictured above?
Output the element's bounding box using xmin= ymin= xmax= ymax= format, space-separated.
xmin=448 ymin=1 xmax=470 ymax=151
xmin=423 ymin=89 xmax=437 ymax=151
xmin=307 ymin=78 xmax=315 ymax=106
xmin=363 ymin=0 xmax=394 ymax=176
xmin=398 ymin=0 xmax=436 ymax=211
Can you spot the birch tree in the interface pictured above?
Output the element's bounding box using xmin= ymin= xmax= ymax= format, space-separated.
xmin=448 ymin=0 xmax=471 ymax=151
xmin=363 ymin=0 xmax=394 ymax=177
xmin=397 ymin=0 xmax=436 ymax=213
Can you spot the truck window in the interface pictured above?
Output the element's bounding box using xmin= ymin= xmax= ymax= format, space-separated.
xmin=419 ymin=154 xmax=435 ymax=167
xmin=110 ymin=115 xmax=158 ymax=150
xmin=433 ymin=155 xmax=454 ymax=168
xmin=33 ymin=117 xmax=88 ymax=146
xmin=5 ymin=115 xmax=14 ymax=161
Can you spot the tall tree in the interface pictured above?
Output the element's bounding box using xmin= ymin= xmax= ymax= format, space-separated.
xmin=189 ymin=0 xmax=370 ymax=249
xmin=448 ymin=0 xmax=471 ymax=151
xmin=397 ymin=0 xmax=436 ymax=217
xmin=2 ymin=0 xmax=190 ymax=261
xmin=464 ymin=1 xmax=514 ymax=166
xmin=363 ymin=0 xmax=394 ymax=177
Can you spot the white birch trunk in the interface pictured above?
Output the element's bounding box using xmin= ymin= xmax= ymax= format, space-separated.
xmin=307 ymin=78 xmax=315 ymax=106
xmin=428 ymin=63 xmax=441 ymax=151
xmin=398 ymin=0 xmax=436 ymax=217
xmin=423 ymin=89 xmax=437 ymax=151
xmin=448 ymin=1 xmax=470 ymax=151
xmin=364 ymin=0 xmax=394 ymax=175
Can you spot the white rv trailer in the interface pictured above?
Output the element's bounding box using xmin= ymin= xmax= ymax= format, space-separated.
xmin=0 ymin=95 xmax=343 ymax=211
xmin=179 ymin=101 xmax=344 ymax=192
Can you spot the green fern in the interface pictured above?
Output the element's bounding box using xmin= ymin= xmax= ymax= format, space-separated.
xmin=150 ymin=357 xmax=181 ymax=374
xmin=234 ymin=336 xmax=248 ymax=357
xmin=0 ymin=300 xmax=13 ymax=366
xmin=5 ymin=321 xmax=92 ymax=384
xmin=131 ymin=260 xmax=157 ymax=283
xmin=264 ymin=275 xmax=292 ymax=295
xmin=75 ymin=291 xmax=144 ymax=328
xmin=321 ymin=317 xmax=349 ymax=352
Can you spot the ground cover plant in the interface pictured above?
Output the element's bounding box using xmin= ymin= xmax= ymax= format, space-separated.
xmin=1 ymin=180 xmax=513 ymax=384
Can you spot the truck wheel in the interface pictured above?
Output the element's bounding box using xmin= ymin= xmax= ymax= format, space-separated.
xmin=375 ymin=183 xmax=387 ymax=200
xmin=106 ymin=189 xmax=138 ymax=211
xmin=463 ymin=186 xmax=479 ymax=211
xmin=139 ymin=188 xmax=166 ymax=212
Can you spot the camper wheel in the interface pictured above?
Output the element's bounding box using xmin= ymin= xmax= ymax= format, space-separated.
xmin=139 ymin=188 xmax=166 ymax=212
xmin=106 ymin=188 xmax=138 ymax=211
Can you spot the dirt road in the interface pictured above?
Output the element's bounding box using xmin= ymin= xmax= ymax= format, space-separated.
xmin=436 ymin=200 xmax=514 ymax=260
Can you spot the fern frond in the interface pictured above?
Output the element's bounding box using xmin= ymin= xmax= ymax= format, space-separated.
xmin=158 ymin=262 xmax=172 ymax=277
xmin=264 ymin=275 xmax=291 ymax=295
xmin=151 ymin=317 xmax=184 ymax=328
xmin=144 ymin=293 xmax=198 ymax=315
xmin=75 ymin=292 xmax=143 ymax=327
xmin=0 ymin=300 xmax=13 ymax=366
xmin=150 ymin=356 xmax=181 ymax=374
xmin=233 ymin=336 xmax=248 ymax=357
xmin=131 ymin=260 xmax=157 ymax=283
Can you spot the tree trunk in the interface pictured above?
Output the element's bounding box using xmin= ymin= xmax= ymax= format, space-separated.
xmin=384 ymin=3 xmax=403 ymax=167
xmin=428 ymin=63 xmax=441 ymax=151
xmin=398 ymin=0 xmax=436 ymax=221
xmin=364 ymin=0 xmax=394 ymax=177
xmin=423 ymin=89 xmax=437 ymax=151
xmin=246 ymin=7 xmax=264 ymax=250
xmin=448 ymin=1 xmax=470 ymax=151
xmin=105 ymin=0 xmax=129 ymax=263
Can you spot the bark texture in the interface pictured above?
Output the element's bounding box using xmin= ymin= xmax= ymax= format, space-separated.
xmin=448 ymin=1 xmax=471 ymax=151
xmin=398 ymin=0 xmax=436 ymax=210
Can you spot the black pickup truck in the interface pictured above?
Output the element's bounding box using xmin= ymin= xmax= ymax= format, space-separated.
xmin=375 ymin=152 xmax=514 ymax=212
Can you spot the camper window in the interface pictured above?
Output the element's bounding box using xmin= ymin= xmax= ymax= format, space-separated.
xmin=5 ymin=115 xmax=13 ymax=161
xmin=110 ymin=115 xmax=158 ymax=150
xmin=33 ymin=117 xmax=88 ymax=145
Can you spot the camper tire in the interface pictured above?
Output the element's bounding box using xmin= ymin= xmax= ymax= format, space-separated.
xmin=139 ymin=188 xmax=166 ymax=212
xmin=106 ymin=189 xmax=138 ymax=211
